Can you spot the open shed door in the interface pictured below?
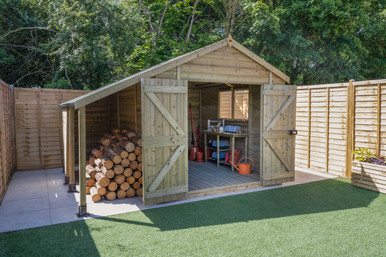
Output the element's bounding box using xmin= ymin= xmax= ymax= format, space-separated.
xmin=261 ymin=84 xmax=296 ymax=186
xmin=141 ymin=78 xmax=188 ymax=204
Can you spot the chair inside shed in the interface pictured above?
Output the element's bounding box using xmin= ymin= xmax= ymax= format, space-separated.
xmin=187 ymin=82 xmax=261 ymax=193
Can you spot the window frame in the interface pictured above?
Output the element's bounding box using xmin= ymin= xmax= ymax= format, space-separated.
xmin=218 ymin=87 xmax=249 ymax=121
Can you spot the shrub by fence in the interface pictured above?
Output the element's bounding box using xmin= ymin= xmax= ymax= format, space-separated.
xmin=0 ymin=80 xmax=15 ymax=202
xmin=295 ymin=79 xmax=386 ymax=177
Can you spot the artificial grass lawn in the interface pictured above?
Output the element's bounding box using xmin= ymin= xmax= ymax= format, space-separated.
xmin=1 ymin=178 xmax=385 ymax=257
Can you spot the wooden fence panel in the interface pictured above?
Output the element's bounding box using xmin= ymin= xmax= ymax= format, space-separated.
xmin=0 ymin=80 xmax=15 ymax=202
xmin=296 ymin=79 xmax=386 ymax=177
xmin=14 ymin=88 xmax=88 ymax=170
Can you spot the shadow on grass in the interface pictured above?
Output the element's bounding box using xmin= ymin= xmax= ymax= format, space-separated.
xmin=100 ymin=178 xmax=381 ymax=231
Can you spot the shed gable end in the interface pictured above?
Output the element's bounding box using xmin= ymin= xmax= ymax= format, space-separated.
xmin=156 ymin=46 xmax=285 ymax=84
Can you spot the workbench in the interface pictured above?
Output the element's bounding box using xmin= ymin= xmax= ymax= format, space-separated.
xmin=203 ymin=130 xmax=249 ymax=171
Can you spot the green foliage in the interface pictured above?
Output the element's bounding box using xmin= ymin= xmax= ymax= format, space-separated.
xmin=353 ymin=147 xmax=373 ymax=162
xmin=0 ymin=0 xmax=385 ymax=89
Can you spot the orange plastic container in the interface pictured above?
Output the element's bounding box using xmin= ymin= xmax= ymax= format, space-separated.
xmin=230 ymin=157 xmax=254 ymax=175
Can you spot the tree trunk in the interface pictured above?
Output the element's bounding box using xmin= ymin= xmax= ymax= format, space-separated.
xmin=114 ymin=145 xmax=129 ymax=159
xmin=86 ymin=177 xmax=96 ymax=187
xmin=95 ymin=172 xmax=110 ymax=187
xmin=100 ymin=166 xmax=115 ymax=179
xmin=123 ymin=168 xmax=133 ymax=177
xmin=114 ymin=165 xmax=124 ymax=175
xmin=129 ymin=160 xmax=138 ymax=170
xmin=101 ymin=137 xmax=111 ymax=146
xmin=128 ymin=153 xmax=136 ymax=161
xmin=96 ymin=182 xmax=107 ymax=196
xmin=105 ymin=148 xmax=122 ymax=164
xmin=86 ymin=164 xmax=97 ymax=179
xmin=90 ymin=187 xmax=102 ymax=202
xmin=133 ymin=170 xmax=142 ymax=179
xmin=117 ymin=189 xmax=126 ymax=199
xmin=127 ymin=176 xmax=135 ymax=185
xmin=121 ymin=158 xmax=130 ymax=167
xmin=120 ymin=182 xmax=130 ymax=191
xmin=98 ymin=155 xmax=114 ymax=169
xmin=107 ymin=181 xmax=118 ymax=192
xmin=91 ymin=149 xmax=103 ymax=158
xmin=134 ymin=146 xmax=142 ymax=155
xmin=133 ymin=181 xmax=141 ymax=189
xmin=114 ymin=174 xmax=126 ymax=185
xmin=105 ymin=191 xmax=116 ymax=201
xmin=88 ymin=156 xmax=96 ymax=166
xmin=126 ymin=187 xmax=136 ymax=198
xmin=136 ymin=187 xmax=143 ymax=197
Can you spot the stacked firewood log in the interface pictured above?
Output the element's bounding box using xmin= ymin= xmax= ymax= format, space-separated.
xmin=85 ymin=129 xmax=143 ymax=202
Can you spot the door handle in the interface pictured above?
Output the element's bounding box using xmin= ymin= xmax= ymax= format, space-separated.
xmin=289 ymin=130 xmax=298 ymax=136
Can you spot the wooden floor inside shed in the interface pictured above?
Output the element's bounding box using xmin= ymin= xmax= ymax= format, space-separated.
xmin=188 ymin=161 xmax=260 ymax=192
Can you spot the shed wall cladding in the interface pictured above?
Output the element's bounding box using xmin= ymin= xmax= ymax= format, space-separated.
xmin=14 ymin=88 xmax=88 ymax=170
xmin=156 ymin=46 xmax=286 ymax=85
xmin=295 ymin=80 xmax=386 ymax=177
xmin=0 ymin=80 xmax=15 ymax=202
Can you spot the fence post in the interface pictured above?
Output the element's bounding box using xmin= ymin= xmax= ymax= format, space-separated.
xmin=345 ymin=79 xmax=355 ymax=178
xmin=325 ymin=87 xmax=330 ymax=173
xmin=376 ymin=83 xmax=381 ymax=158
xmin=307 ymin=88 xmax=311 ymax=168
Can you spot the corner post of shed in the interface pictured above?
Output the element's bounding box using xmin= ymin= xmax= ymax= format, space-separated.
xmin=68 ymin=106 xmax=76 ymax=192
xmin=62 ymin=107 xmax=69 ymax=184
xmin=78 ymin=106 xmax=87 ymax=216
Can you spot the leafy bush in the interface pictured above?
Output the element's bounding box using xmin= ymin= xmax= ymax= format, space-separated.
xmin=353 ymin=147 xmax=386 ymax=166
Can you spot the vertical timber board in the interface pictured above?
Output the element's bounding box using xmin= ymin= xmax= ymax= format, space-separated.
xmin=78 ymin=106 xmax=86 ymax=208
xmin=141 ymin=78 xmax=188 ymax=204
xmin=307 ymin=88 xmax=311 ymax=168
xmin=0 ymin=81 xmax=15 ymax=203
xmin=345 ymin=80 xmax=355 ymax=178
xmin=62 ymin=107 xmax=69 ymax=178
xmin=68 ymin=106 xmax=75 ymax=185
xmin=248 ymin=85 xmax=261 ymax=171
xmin=261 ymin=84 xmax=296 ymax=186
xmin=326 ymin=87 xmax=330 ymax=173
xmin=376 ymin=84 xmax=381 ymax=157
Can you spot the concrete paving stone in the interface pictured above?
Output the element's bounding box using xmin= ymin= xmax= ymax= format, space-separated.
xmin=3 ymin=186 xmax=48 ymax=202
xmin=0 ymin=168 xmax=334 ymax=232
xmin=48 ymin=190 xmax=78 ymax=209
xmin=0 ymin=209 xmax=51 ymax=233
xmin=0 ymin=197 xmax=49 ymax=216
xmin=50 ymin=205 xmax=84 ymax=225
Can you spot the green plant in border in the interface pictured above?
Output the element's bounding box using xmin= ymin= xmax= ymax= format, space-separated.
xmin=353 ymin=147 xmax=373 ymax=162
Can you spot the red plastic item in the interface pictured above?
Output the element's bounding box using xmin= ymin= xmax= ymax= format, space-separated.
xmin=189 ymin=147 xmax=197 ymax=161
xmin=227 ymin=150 xmax=241 ymax=164
xmin=195 ymin=151 xmax=204 ymax=162
xmin=206 ymin=149 xmax=213 ymax=160
xmin=229 ymin=157 xmax=255 ymax=175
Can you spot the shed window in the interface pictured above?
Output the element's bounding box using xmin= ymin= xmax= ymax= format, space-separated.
xmin=219 ymin=89 xmax=249 ymax=120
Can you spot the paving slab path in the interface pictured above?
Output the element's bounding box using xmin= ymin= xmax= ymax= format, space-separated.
xmin=0 ymin=168 xmax=334 ymax=233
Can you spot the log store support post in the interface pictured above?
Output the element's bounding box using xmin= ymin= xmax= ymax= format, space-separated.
xmin=68 ymin=106 xmax=76 ymax=192
xmin=78 ymin=106 xmax=87 ymax=216
xmin=62 ymin=107 xmax=69 ymax=184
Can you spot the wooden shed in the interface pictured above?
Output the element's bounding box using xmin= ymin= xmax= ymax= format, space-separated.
xmin=60 ymin=36 xmax=296 ymax=215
